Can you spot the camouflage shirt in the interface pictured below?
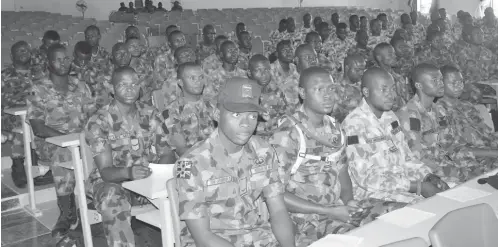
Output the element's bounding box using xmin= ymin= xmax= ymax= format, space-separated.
xmin=270 ymin=61 xmax=300 ymax=112
xmin=205 ymin=66 xmax=247 ymax=99
xmin=163 ymin=96 xmax=217 ymax=151
xmin=153 ymin=50 xmax=176 ymax=90
xmin=237 ymin=51 xmax=253 ymax=71
xmin=1 ymin=66 xmax=33 ymax=110
xmin=130 ymin=54 xmax=155 ymax=103
xmin=90 ymin=46 xmax=110 ymax=68
xmin=347 ymin=46 xmax=375 ymax=68
xmin=201 ymin=53 xmax=223 ymax=74
xmin=196 ymin=41 xmax=217 ymax=62
xmin=85 ymin=100 xmax=171 ymax=193
xmin=176 ymin=129 xmax=284 ymax=246
xmin=256 ymin=82 xmax=288 ymax=136
xmin=343 ymin=98 xmax=431 ymax=203
xmin=332 ymin=77 xmax=362 ymax=123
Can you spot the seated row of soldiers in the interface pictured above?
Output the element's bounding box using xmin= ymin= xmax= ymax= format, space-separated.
xmin=1 ymin=7 xmax=498 ymax=247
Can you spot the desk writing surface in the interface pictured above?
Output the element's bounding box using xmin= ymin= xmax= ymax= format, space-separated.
xmin=122 ymin=163 xmax=175 ymax=199
xmin=342 ymin=169 xmax=498 ymax=247
xmin=4 ymin=106 xmax=27 ymax=116
xmin=46 ymin=133 xmax=81 ymax=147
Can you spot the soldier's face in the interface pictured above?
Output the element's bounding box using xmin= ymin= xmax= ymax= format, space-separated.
xmin=43 ymin=39 xmax=60 ymax=49
xmin=439 ymin=9 xmax=447 ymax=19
xmin=401 ymin=15 xmax=411 ymax=25
xmin=366 ymin=75 xmax=396 ymax=111
xmin=221 ymin=43 xmax=239 ymax=65
xmin=287 ymin=20 xmax=296 ymax=32
xmin=319 ymin=26 xmax=331 ymax=39
xmin=218 ymin=108 xmax=258 ymax=146
xmin=113 ymin=47 xmax=132 ymax=67
xmin=303 ymin=14 xmax=311 ymax=26
xmin=443 ymin=72 xmax=464 ymax=98
xmin=419 ymin=71 xmax=444 ymax=97
xmin=166 ymin=27 xmax=179 ymax=37
xmin=181 ymin=66 xmax=205 ymax=95
xmin=13 ymin=44 xmax=31 ymax=64
xmin=336 ymin=28 xmax=347 ymax=41
xmin=302 ymin=74 xmax=336 ymax=114
xmin=126 ymin=39 xmax=142 ymax=57
xmin=471 ymin=29 xmax=484 ymax=45
xmin=239 ymin=34 xmax=252 ymax=50
xmin=170 ymin=33 xmax=187 ymax=50
xmin=356 ymin=32 xmax=369 ymax=46
xmin=126 ymin=28 xmax=140 ymax=40
xmin=176 ymin=49 xmax=196 ymax=64
xmin=394 ymin=41 xmax=413 ymax=58
xmin=306 ymin=35 xmax=322 ymax=53
xmin=277 ymin=44 xmax=294 ymax=63
xmin=351 ymin=17 xmax=360 ymax=29
xmin=49 ymin=49 xmax=71 ymax=76
xmin=313 ymin=18 xmax=323 ymax=29
xmin=360 ymin=18 xmax=368 ymax=29
xmin=380 ymin=46 xmax=397 ymax=67
xmin=371 ymin=21 xmax=382 ymax=35
xmin=73 ymin=51 xmax=91 ymax=67
xmin=347 ymin=60 xmax=366 ymax=83
xmin=430 ymin=34 xmax=444 ymax=49
xmin=332 ymin=14 xmax=339 ymax=25
xmin=236 ymin=24 xmax=246 ymax=36
xmin=249 ymin=60 xmax=271 ymax=86
xmin=85 ymin=29 xmax=100 ymax=47
xmin=203 ymin=27 xmax=216 ymax=43
xmin=114 ymin=73 xmax=141 ymax=105
xmin=379 ymin=16 xmax=388 ymax=29
xmin=296 ymin=49 xmax=318 ymax=72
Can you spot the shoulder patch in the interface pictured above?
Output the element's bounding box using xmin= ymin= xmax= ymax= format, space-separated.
xmin=409 ymin=118 xmax=421 ymax=132
xmin=439 ymin=117 xmax=448 ymax=127
xmin=391 ymin=121 xmax=399 ymax=129
xmin=162 ymin=109 xmax=169 ymax=120
xmin=161 ymin=122 xmax=169 ymax=134
xmin=176 ymin=160 xmax=192 ymax=179
xmin=347 ymin=135 xmax=359 ymax=145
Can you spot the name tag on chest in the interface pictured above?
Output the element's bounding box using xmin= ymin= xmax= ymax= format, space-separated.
xmin=250 ymin=164 xmax=272 ymax=175
xmin=206 ymin=176 xmax=234 ymax=186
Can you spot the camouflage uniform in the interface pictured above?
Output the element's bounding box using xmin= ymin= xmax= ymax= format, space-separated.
xmin=394 ymin=56 xmax=416 ymax=80
xmin=201 ymin=53 xmax=223 ymax=74
xmin=480 ymin=22 xmax=498 ymax=53
xmin=270 ymin=106 xmax=406 ymax=246
xmin=343 ymin=98 xmax=433 ymax=203
xmin=176 ymin=129 xmax=284 ymax=247
xmin=31 ymin=47 xmax=49 ymax=80
xmin=270 ymin=61 xmax=300 ymax=112
xmin=256 ymin=82 xmax=288 ymax=136
xmin=130 ymin=54 xmax=154 ymax=104
xmin=396 ymin=95 xmax=488 ymax=184
xmin=71 ymin=62 xmax=113 ymax=110
xmin=367 ymin=35 xmax=390 ymax=48
xmin=155 ymin=78 xmax=182 ymax=110
xmin=414 ymin=44 xmax=455 ymax=68
xmin=205 ymin=66 xmax=246 ymax=99
xmin=347 ymin=46 xmax=375 ymax=68
xmin=332 ymin=77 xmax=362 ymax=123
xmin=1 ymin=66 xmax=33 ymax=157
xmin=90 ymin=46 xmax=111 ymax=68
xmin=85 ymin=100 xmax=171 ymax=247
xmin=385 ymin=67 xmax=410 ymax=112
xmin=163 ymin=97 xmax=217 ymax=151
xmin=298 ymin=27 xmax=313 ymax=41
xmin=27 ymin=76 xmax=96 ymax=196
xmin=412 ymin=24 xmax=426 ymax=45
xmin=450 ymin=23 xmax=464 ymax=43
xmin=325 ymin=39 xmax=355 ymax=72
xmin=153 ymin=50 xmax=176 ymax=91
xmin=196 ymin=41 xmax=216 ymax=62
xmin=320 ymin=39 xmax=336 ymax=59
xmin=237 ymin=51 xmax=253 ymax=71
xmin=451 ymin=40 xmax=498 ymax=102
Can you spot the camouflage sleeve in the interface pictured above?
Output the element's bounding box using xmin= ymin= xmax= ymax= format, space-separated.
xmin=85 ymin=113 xmax=110 ymax=156
xmin=396 ymin=109 xmax=426 ymax=160
xmin=175 ymin=157 xmax=208 ymax=220
xmin=80 ymin=81 xmax=98 ymax=117
xmin=26 ymin=85 xmax=46 ymax=121
xmin=150 ymin=108 xmax=173 ymax=159
xmin=153 ymin=54 xmax=172 ymax=85
xmin=262 ymin=147 xmax=285 ymax=200
xmin=343 ymin=120 xmax=412 ymax=193
xmin=394 ymin=124 xmax=433 ymax=179
xmin=268 ymin=123 xmax=299 ymax=187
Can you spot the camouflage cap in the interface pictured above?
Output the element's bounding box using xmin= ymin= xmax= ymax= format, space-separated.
xmin=218 ymin=77 xmax=266 ymax=113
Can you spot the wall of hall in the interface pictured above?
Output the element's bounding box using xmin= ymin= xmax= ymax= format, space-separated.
xmin=1 ymin=0 xmax=412 ymax=21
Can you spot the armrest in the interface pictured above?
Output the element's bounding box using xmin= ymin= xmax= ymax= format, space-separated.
xmin=4 ymin=106 xmax=27 ymax=116
xmin=476 ymin=80 xmax=498 ymax=86
xmin=45 ymin=133 xmax=81 ymax=148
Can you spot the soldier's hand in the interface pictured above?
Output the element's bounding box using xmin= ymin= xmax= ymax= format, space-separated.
xmin=424 ymin=174 xmax=450 ymax=191
xmin=129 ymin=165 xmax=152 ymax=180
xmin=171 ymin=133 xmax=187 ymax=149
xmin=328 ymin=205 xmax=363 ymax=224
xmin=420 ymin=181 xmax=442 ymax=198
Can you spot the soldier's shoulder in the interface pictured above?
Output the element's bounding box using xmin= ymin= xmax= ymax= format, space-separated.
xmin=1 ymin=66 xmax=16 ymax=77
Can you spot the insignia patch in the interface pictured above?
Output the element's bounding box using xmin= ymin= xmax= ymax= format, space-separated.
xmin=391 ymin=121 xmax=399 ymax=129
xmin=241 ymin=84 xmax=253 ymax=98
xmin=176 ymin=160 xmax=192 ymax=179
xmin=130 ymin=138 xmax=140 ymax=151
xmin=162 ymin=110 xmax=169 ymax=120
xmin=439 ymin=117 xmax=447 ymax=127
xmin=251 ymin=164 xmax=271 ymax=175
xmin=391 ymin=121 xmax=401 ymax=134
xmin=206 ymin=176 xmax=233 ymax=186
xmin=347 ymin=135 xmax=359 ymax=145
xmin=409 ymin=118 xmax=421 ymax=131
xmin=161 ymin=123 xmax=169 ymax=134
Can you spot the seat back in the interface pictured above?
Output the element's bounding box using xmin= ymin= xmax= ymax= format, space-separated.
xmin=474 ymin=104 xmax=494 ymax=132
xmin=166 ymin=178 xmax=182 ymax=246
xmin=429 ymin=203 xmax=498 ymax=247
xmin=380 ymin=237 xmax=428 ymax=247
xmin=79 ymin=132 xmax=94 ymax=179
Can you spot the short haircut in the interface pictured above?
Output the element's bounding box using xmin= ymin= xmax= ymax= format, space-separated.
xmin=215 ymin=35 xmax=228 ymax=44
xmin=177 ymin=62 xmax=199 ymax=79
xmin=390 ymin=37 xmax=405 ymax=47
xmin=43 ymin=30 xmax=60 ymax=41
xmin=440 ymin=65 xmax=460 ymax=77
xmin=317 ymin=22 xmax=329 ymax=32
xmin=112 ymin=42 xmax=127 ymax=54
xmin=349 ymin=15 xmax=359 ymax=22
xmin=11 ymin=41 xmax=29 ymax=55
xmin=305 ymin=31 xmax=320 ymax=42
xmin=295 ymin=44 xmax=314 ymax=57
xmin=248 ymin=54 xmax=268 ymax=71
xmin=411 ymin=63 xmax=439 ymax=88
xmin=276 ymin=39 xmax=292 ymax=51
xmin=373 ymin=42 xmax=392 ymax=55
xmin=47 ymin=43 xmax=66 ymax=61
xmin=74 ymin=41 xmax=92 ymax=55
xmin=336 ymin=22 xmax=348 ymax=29
xmin=168 ymin=30 xmax=184 ymax=43
xmin=84 ymin=25 xmax=100 ymax=34
xmin=298 ymin=66 xmax=329 ymax=88
xmin=220 ymin=40 xmax=235 ymax=51
xmin=112 ymin=66 xmax=136 ymax=84
xmin=377 ymin=13 xmax=387 ymax=19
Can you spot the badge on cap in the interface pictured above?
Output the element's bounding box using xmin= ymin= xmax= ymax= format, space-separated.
xmin=241 ymin=84 xmax=253 ymax=98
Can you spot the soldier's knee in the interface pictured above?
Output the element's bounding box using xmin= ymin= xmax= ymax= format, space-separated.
xmin=94 ymin=182 xmax=131 ymax=213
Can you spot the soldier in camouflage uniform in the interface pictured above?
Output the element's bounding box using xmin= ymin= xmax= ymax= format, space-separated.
xmin=248 ymin=55 xmax=288 ymax=136
xmin=347 ymin=30 xmax=374 ymax=68
xmin=154 ymin=30 xmax=187 ymax=89
xmin=127 ymin=37 xmax=154 ymax=104
xmin=391 ymin=38 xmax=416 ymax=79
xmin=316 ymin=22 xmax=336 ymax=59
xmin=368 ymin=19 xmax=390 ymax=48
xmin=201 ymin=35 xmax=228 ymax=74
xmin=451 ymin=25 xmax=498 ymax=104
xmin=93 ymin=42 xmax=132 ymax=99
xmin=436 ymin=65 xmax=498 ymax=166
xmin=175 ymin=77 xmax=295 ymax=247
xmin=228 ymin=22 xmax=247 ymax=43
xmin=270 ymin=40 xmax=300 ymax=112
xmin=327 ymin=23 xmax=355 ymax=73
xmin=360 ymin=16 xmax=368 ymax=32
xmin=304 ymin=32 xmax=334 ymax=72
xmin=333 ymin=55 xmax=366 ymax=123
xmin=268 ymin=19 xmax=289 ymax=55
xmin=414 ymin=30 xmax=455 ymax=69
xmin=84 ymin=25 xmax=110 ymax=67
xmin=397 ymin=63 xmax=490 ymax=185
xmin=196 ymin=24 xmax=217 ymax=63
xmin=237 ymin=31 xmax=253 ymax=71
xmin=270 ymin=67 xmax=408 ymax=247
xmin=373 ymin=43 xmax=411 ymax=111
xmin=205 ymin=40 xmax=246 ymax=98
xmin=298 ymin=13 xmax=313 ymax=41
xmin=163 ymin=62 xmax=216 ymax=157
xmin=343 ymin=67 xmax=447 ymax=203
xmin=349 ymin=15 xmax=360 ymax=33
xmin=27 ymin=44 xmax=97 ymax=241
xmin=85 ymin=66 xmax=175 ymax=247
xmin=31 ymin=30 xmax=60 ymax=79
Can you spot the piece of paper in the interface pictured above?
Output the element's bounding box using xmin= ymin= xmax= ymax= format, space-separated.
xmin=309 ymin=234 xmax=363 ymax=247
xmin=377 ymin=207 xmax=435 ymax=228
xmin=437 ymin=186 xmax=492 ymax=203
xmin=149 ymin=163 xmax=175 ymax=177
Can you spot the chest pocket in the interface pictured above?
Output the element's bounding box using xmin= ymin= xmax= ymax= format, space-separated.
xmin=248 ymin=164 xmax=272 ymax=189
xmin=204 ymin=177 xmax=239 ymax=201
xmin=109 ymin=132 xmax=132 ymax=150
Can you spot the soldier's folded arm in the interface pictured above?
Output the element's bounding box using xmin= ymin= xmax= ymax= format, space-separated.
xmin=265 ymin=193 xmax=297 ymax=247
xmin=29 ymin=119 xmax=65 ymax=138
xmin=151 ymin=111 xmax=177 ymax=164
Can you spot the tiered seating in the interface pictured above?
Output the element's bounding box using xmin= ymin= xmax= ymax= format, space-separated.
xmin=2 ymin=7 xmax=432 ymax=68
